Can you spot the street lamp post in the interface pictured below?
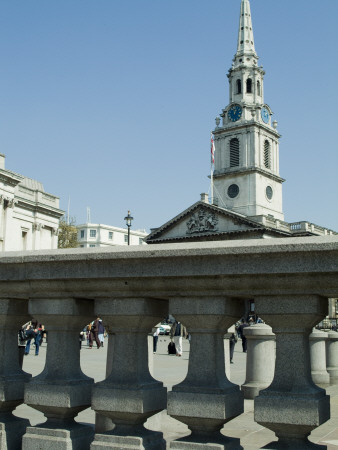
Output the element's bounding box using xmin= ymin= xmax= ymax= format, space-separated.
xmin=124 ymin=210 xmax=133 ymax=246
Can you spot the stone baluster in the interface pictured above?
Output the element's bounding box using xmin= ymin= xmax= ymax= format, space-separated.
xmin=310 ymin=328 xmax=330 ymax=386
xmin=167 ymin=296 xmax=244 ymax=449
xmin=22 ymin=298 xmax=95 ymax=450
xmin=241 ymin=323 xmax=275 ymax=399
xmin=326 ymin=330 xmax=338 ymax=384
xmin=91 ymin=297 xmax=168 ymax=450
xmin=254 ymin=295 xmax=330 ymax=449
xmin=0 ymin=298 xmax=31 ymax=449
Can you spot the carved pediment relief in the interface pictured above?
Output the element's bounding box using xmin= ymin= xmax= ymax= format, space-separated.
xmin=186 ymin=207 xmax=218 ymax=235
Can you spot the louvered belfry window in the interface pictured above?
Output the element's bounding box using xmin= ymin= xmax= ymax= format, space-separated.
xmin=264 ymin=140 xmax=271 ymax=169
xmin=230 ymin=138 xmax=240 ymax=167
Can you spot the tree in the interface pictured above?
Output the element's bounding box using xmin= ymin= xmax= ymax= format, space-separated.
xmin=58 ymin=216 xmax=79 ymax=249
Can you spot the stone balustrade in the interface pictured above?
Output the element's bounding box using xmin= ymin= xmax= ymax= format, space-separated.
xmin=0 ymin=236 xmax=337 ymax=449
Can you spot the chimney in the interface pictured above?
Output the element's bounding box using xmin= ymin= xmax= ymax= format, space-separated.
xmin=200 ymin=193 xmax=209 ymax=204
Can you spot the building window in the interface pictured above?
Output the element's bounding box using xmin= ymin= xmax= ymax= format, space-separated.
xmin=80 ymin=245 xmax=84 ymax=248
xmin=89 ymin=244 xmax=96 ymax=247
xmin=257 ymin=80 xmax=261 ymax=96
xmin=109 ymin=232 xmax=113 ymax=240
xmin=139 ymin=238 xmax=144 ymax=245
xmin=264 ymin=140 xmax=271 ymax=169
xmin=80 ymin=230 xmax=85 ymax=239
xmin=124 ymin=234 xmax=128 ymax=243
xmin=236 ymin=79 xmax=242 ymax=94
xmin=246 ymin=78 xmax=252 ymax=93
xmin=90 ymin=229 xmax=96 ymax=238
xmin=230 ymin=138 xmax=240 ymax=167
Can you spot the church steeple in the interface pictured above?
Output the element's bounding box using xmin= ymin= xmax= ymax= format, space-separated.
xmin=211 ymin=0 xmax=285 ymax=222
xmin=234 ymin=0 xmax=258 ymax=68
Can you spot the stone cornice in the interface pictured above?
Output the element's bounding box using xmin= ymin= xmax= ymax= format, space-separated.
xmin=15 ymin=197 xmax=64 ymax=218
xmin=0 ymin=169 xmax=24 ymax=187
xmin=214 ymin=121 xmax=281 ymax=139
xmin=213 ymin=167 xmax=285 ymax=183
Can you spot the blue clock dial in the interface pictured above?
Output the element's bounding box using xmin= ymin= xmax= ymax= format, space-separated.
xmin=261 ymin=107 xmax=270 ymax=124
xmin=228 ymin=104 xmax=242 ymax=122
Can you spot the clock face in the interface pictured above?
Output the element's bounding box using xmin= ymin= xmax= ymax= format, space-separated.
xmin=228 ymin=104 xmax=242 ymax=122
xmin=261 ymin=107 xmax=270 ymax=124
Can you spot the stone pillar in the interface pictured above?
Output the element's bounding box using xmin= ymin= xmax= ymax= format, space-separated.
xmin=91 ymin=297 xmax=168 ymax=450
xmin=310 ymin=328 xmax=330 ymax=386
xmin=326 ymin=330 xmax=338 ymax=385
xmin=22 ymin=298 xmax=95 ymax=450
xmin=241 ymin=323 xmax=275 ymax=399
xmin=167 ymin=296 xmax=244 ymax=449
xmin=0 ymin=298 xmax=31 ymax=449
xmin=254 ymin=295 xmax=330 ymax=449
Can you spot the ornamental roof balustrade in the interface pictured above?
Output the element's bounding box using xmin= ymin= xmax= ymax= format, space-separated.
xmin=0 ymin=236 xmax=337 ymax=449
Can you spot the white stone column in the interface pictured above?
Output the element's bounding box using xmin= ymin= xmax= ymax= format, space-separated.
xmin=167 ymin=296 xmax=244 ymax=450
xmin=22 ymin=298 xmax=95 ymax=450
xmin=326 ymin=330 xmax=338 ymax=384
xmin=241 ymin=323 xmax=275 ymax=399
xmin=254 ymin=295 xmax=330 ymax=449
xmin=310 ymin=328 xmax=330 ymax=386
xmin=0 ymin=298 xmax=31 ymax=449
xmin=91 ymin=297 xmax=168 ymax=450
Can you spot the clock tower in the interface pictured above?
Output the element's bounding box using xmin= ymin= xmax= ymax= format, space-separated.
xmin=212 ymin=0 xmax=284 ymax=221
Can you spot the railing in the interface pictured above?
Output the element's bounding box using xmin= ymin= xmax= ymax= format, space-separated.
xmin=0 ymin=236 xmax=337 ymax=449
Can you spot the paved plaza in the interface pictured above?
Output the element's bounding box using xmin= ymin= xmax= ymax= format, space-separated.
xmin=14 ymin=334 xmax=338 ymax=449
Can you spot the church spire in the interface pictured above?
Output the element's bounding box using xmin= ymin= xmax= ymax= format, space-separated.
xmin=233 ymin=0 xmax=258 ymax=68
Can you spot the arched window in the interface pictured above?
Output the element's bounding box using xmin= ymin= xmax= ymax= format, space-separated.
xmin=264 ymin=140 xmax=271 ymax=169
xmin=257 ymin=80 xmax=261 ymax=96
xmin=236 ymin=79 xmax=242 ymax=94
xmin=230 ymin=138 xmax=240 ymax=167
xmin=246 ymin=78 xmax=252 ymax=93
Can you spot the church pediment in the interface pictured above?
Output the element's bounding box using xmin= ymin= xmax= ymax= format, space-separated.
xmin=146 ymin=202 xmax=262 ymax=243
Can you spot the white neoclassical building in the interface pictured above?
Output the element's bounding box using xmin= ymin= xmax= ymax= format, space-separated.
xmin=77 ymin=223 xmax=148 ymax=248
xmin=0 ymin=154 xmax=64 ymax=251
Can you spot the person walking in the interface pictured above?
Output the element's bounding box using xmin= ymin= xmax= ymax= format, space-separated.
xmin=25 ymin=319 xmax=38 ymax=355
xmin=238 ymin=318 xmax=249 ymax=353
xmin=153 ymin=327 xmax=160 ymax=353
xmin=97 ymin=319 xmax=105 ymax=347
xmin=170 ymin=320 xmax=188 ymax=357
xmin=91 ymin=317 xmax=101 ymax=349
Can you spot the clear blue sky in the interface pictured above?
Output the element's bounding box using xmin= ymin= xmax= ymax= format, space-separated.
xmin=0 ymin=0 xmax=337 ymax=232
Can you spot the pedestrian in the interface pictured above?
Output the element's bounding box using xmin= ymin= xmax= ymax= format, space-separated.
xmin=153 ymin=327 xmax=160 ymax=353
xmin=25 ymin=319 xmax=38 ymax=355
xmin=34 ymin=324 xmax=43 ymax=355
xmin=97 ymin=319 xmax=105 ymax=347
xmin=91 ymin=317 xmax=101 ymax=349
xmin=238 ymin=318 xmax=249 ymax=353
xmin=170 ymin=320 xmax=188 ymax=357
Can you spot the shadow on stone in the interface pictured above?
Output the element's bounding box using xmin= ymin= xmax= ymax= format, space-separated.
xmin=169 ymin=433 xmax=243 ymax=450
xmin=91 ymin=426 xmax=165 ymax=450
xmin=261 ymin=439 xmax=327 ymax=450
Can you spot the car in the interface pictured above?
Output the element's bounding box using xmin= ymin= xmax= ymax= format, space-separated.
xmin=156 ymin=323 xmax=171 ymax=335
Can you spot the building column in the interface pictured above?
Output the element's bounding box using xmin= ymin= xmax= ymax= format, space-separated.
xmin=167 ymin=296 xmax=244 ymax=449
xmin=0 ymin=298 xmax=31 ymax=449
xmin=91 ymin=297 xmax=168 ymax=450
xmin=254 ymin=295 xmax=330 ymax=449
xmin=241 ymin=323 xmax=275 ymax=399
xmin=22 ymin=298 xmax=95 ymax=450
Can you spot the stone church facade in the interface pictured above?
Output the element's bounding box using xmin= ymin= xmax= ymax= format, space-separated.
xmin=146 ymin=0 xmax=336 ymax=245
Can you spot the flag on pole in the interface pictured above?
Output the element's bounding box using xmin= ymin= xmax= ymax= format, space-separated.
xmin=210 ymin=134 xmax=215 ymax=164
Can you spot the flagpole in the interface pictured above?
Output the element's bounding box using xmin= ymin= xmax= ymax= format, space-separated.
xmin=210 ymin=132 xmax=215 ymax=205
